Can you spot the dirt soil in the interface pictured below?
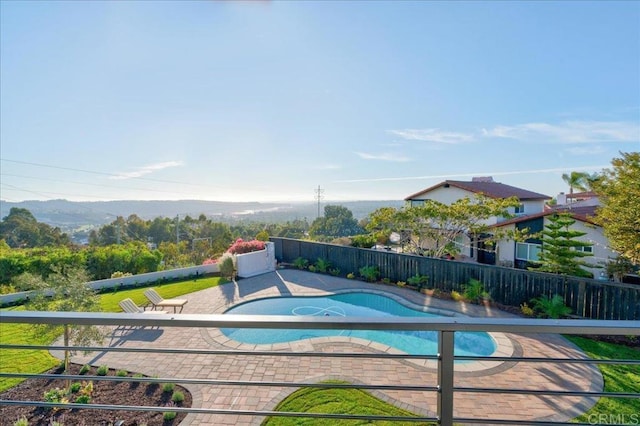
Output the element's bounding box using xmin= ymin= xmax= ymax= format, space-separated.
xmin=0 ymin=363 xmax=192 ymax=426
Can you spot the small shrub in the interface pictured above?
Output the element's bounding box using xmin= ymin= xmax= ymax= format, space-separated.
xmin=96 ymin=365 xmax=108 ymax=376
xmin=396 ymin=281 xmax=406 ymax=287
xmin=110 ymin=271 xmax=132 ymax=279
xmin=381 ymin=277 xmax=391 ymax=284
xmin=359 ymin=265 xmax=379 ymax=282
xmin=463 ymin=278 xmax=486 ymax=303
xmin=13 ymin=417 xmax=29 ymax=426
xmin=133 ymin=373 xmax=144 ymax=378
xmin=43 ymin=387 xmax=69 ymax=409
xmin=451 ymin=290 xmax=464 ymax=301
xmin=346 ymin=272 xmax=355 ymax=279
xmin=74 ymin=394 xmax=91 ymax=404
xmin=116 ymin=369 xmax=128 ymax=377
xmin=79 ymin=364 xmax=90 ymax=375
xmin=407 ymin=274 xmax=429 ymax=288
xmin=329 ymin=268 xmax=340 ymax=276
xmin=163 ymin=411 xmax=177 ymax=421
xmin=218 ymin=254 xmax=235 ymax=279
xmin=69 ymin=382 xmax=82 ymax=393
xmin=315 ymin=258 xmax=331 ymax=273
xmin=162 ymin=383 xmax=175 ymax=393
xmin=532 ymin=294 xmax=572 ymax=319
xmin=520 ymin=302 xmax=535 ymax=317
xmin=293 ymin=257 xmax=309 ymax=270
xmin=171 ymin=391 xmax=185 ymax=403
xmin=308 ymin=265 xmax=316 ymax=272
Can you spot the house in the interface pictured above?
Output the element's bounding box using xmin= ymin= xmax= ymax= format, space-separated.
xmin=492 ymin=204 xmax=616 ymax=279
xmin=404 ymin=177 xmax=551 ymax=263
xmin=405 ymin=177 xmax=551 ymax=221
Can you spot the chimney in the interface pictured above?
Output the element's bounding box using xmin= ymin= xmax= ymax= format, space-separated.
xmin=472 ymin=176 xmax=494 ymax=182
xmin=557 ymin=192 xmax=567 ymax=205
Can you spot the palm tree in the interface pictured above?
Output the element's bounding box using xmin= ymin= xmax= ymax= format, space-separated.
xmin=561 ymin=171 xmax=589 ymax=199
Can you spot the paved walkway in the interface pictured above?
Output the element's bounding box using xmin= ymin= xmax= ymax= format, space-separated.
xmin=70 ymin=269 xmax=602 ymax=425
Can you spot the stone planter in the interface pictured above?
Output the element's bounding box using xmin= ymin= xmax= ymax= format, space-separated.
xmin=236 ymin=242 xmax=276 ymax=278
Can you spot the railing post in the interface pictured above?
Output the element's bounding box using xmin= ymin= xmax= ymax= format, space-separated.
xmin=437 ymin=330 xmax=455 ymax=426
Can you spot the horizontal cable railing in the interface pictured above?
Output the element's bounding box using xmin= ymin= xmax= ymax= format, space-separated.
xmin=1 ymin=312 xmax=639 ymax=426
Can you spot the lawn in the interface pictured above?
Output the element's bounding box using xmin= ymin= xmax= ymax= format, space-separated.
xmin=566 ymin=336 xmax=640 ymax=421
xmin=262 ymin=380 xmax=435 ymax=426
xmin=0 ymin=276 xmax=224 ymax=392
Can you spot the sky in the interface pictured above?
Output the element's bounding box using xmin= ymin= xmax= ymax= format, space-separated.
xmin=1 ymin=1 xmax=639 ymax=204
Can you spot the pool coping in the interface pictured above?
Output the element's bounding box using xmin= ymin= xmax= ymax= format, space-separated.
xmin=206 ymin=287 xmax=515 ymax=373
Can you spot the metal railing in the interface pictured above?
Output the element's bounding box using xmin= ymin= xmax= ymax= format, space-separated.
xmin=1 ymin=311 xmax=639 ymax=425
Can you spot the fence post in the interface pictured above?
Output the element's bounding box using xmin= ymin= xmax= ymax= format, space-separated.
xmin=437 ymin=330 xmax=455 ymax=426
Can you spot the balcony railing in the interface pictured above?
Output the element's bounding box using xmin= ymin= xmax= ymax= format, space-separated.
xmin=1 ymin=311 xmax=639 ymax=425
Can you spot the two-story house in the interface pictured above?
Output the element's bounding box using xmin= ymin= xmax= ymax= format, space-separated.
xmin=404 ymin=177 xmax=551 ymax=264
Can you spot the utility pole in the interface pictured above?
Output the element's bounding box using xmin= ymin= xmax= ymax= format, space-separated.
xmin=314 ymin=185 xmax=324 ymax=219
xmin=176 ymin=215 xmax=179 ymax=244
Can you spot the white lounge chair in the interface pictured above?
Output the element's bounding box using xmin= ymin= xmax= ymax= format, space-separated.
xmin=143 ymin=288 xmax=187 ymax=313
xmin=119 ymin=298 xmax=167 ymax=314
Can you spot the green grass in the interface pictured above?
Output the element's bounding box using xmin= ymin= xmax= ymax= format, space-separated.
xmin=0 ymin=276 xmax=224 ymax=392
xmin=566 ymin=336 xmax=640 ymax=421
xmin=261 ymin=381 xmax=435 ymax=426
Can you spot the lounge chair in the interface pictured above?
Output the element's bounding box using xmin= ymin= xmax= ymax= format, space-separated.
xmin=143 ymin=288 xmax=188 ymax=313
xmin=119 ymin=298 xmax=167 ymax=314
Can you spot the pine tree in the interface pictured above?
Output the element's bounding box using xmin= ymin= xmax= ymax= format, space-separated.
xmin=535 ymin=213 xmax=594 ymax=278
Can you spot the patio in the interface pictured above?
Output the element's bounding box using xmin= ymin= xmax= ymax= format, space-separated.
xmin=69 ymin=269 xmax=603 ymax=425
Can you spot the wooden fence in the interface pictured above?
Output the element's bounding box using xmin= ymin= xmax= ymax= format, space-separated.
xmin=271 ymin=238 xmax=640 ymax=321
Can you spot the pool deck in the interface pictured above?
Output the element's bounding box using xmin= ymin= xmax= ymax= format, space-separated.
xmin=70 ymin=269 xmax=603 ymax=425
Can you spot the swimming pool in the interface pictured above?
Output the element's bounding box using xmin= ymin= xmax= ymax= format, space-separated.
xmin=221 ymin=292 xmax=497 ymax=356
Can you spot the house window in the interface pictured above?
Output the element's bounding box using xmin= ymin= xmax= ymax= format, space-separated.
xmin=514 ymin=204 xmax=525 ymax=215
xmin=574 ymin=246 xmax=594 ymax=253
xmin=516 ymin=242 xmax=541 ymax=261
xmin=410 ymin=200 xmax=425 ymax=207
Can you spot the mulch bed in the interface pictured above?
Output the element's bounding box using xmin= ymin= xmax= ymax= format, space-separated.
xmin=0 ymin=363 xmax=192 ymax=426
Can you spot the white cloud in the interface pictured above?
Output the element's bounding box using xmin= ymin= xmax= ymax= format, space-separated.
xmin=110 ymin=161 xmax=184 ymax=180
xmin=483 ymin=121 xmax=639 ymax=143
xmin=355 ymin=152 xmax=411 ymax=162
xmin=388 ymin=129 xmax=475 ymax=144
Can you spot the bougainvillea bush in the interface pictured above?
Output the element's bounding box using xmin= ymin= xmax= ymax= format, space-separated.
xmin=227 ymin=239 xmax=266 ymax=255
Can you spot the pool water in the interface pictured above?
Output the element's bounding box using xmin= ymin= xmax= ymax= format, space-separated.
xmin=222 ymin=292 xmax=496 ymax=356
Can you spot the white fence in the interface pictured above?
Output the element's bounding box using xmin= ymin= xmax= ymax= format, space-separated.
xmin=0 ymin=263 xmax=219 ymax=305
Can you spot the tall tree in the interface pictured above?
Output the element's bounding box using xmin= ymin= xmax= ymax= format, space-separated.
xmin=561 ymin=171 xmax=589 ymax=197
xmin=0 ymin=208 xmax=70 ymax=248
xmin=309 ymin=205 xmax=363 ymax=240
xmin=366 ymin=196 xmax=524 ymax=258
xmin=534 ymin=213 xmax=594 ymax=278
xmin=591 ymin=152 xmax=640 ymax=264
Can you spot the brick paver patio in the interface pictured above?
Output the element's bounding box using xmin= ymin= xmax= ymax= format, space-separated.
xmin=70 ymin=269 xmax=602 ymax=425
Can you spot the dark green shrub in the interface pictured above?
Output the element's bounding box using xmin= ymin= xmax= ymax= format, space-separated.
xmin=532 ymin=294 xmax=572 ymax=319
xmin=79 ymin=364 xmax=90 ymax=375
xmin=171 ymin=391 xmax=185 ymax=403
xmin=162 ymin=383 xmax=175 ymax=393
xmin=96 ymin=365 xmax=108 ymax=376
xmin=293 ymin=257 xmax=308 ymax=270
xmin=359 ymin=265 xmax=379 ymax=282
xmin=315 ymin=258 xmax=331 ymax=273
xmin=407 ymin=274 xmax=429 ymax=288
xmin=74 ymin=394 xmax=91 ymax=404
xmin=463 ymin=278 xmax=488 ymax=303
xmin=69 ymin=382 xmax=82 ymax=393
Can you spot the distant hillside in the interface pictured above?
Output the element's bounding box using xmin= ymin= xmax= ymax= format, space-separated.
xmin=0 ymin=199 xmax=404 ymax=231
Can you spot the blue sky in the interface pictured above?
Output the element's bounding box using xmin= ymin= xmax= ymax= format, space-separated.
xmin=1 ymin=1 xmax=638 ymax=203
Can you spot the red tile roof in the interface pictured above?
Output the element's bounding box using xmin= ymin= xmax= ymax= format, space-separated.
xmin=493 ymin=205 xmax=599 ymax=228
xmin=404 ymin=180 xmax=551 ymax=201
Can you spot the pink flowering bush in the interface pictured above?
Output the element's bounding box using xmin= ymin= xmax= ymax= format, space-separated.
xmin=227 ymin=238 xmax=266 ymax=255
xmin=202 ymin=258 xmax=217 ymax=265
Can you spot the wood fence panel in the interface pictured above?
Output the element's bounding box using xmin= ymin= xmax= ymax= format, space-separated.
xmin=271 ymin=238 xmax=640 ymax=320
